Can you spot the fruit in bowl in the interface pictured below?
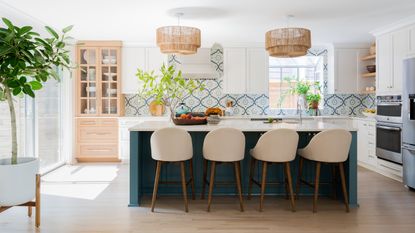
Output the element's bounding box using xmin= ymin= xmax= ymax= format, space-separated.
xmin=179 ymin=113 xmax=206 ymax=120
xmin=362 ymin=108 xmax=376 ymax=117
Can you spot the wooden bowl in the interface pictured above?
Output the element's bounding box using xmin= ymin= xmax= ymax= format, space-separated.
xmin=366 ymin=65 xmax=376 ymax=73
xmin=172 ymin=118 xmax=207 ymax=125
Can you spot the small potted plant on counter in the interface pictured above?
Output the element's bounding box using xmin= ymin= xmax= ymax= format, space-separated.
xmin=0 ymin=18 xmax=73 ymax=227
xmin=306 ymin=93 xmax=321 ymax=110
xmin=136 ymin=64 xmax=204 ymax=123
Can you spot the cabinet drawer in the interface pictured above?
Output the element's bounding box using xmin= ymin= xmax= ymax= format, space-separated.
xmin=99 ymin=118 xmax=118 ymax=126
xmin=77 ymin=144 xmax=118 ymax=158
xmin=77 ymin=118 xmax=118 ymax=127
xmin=78 ymin=127 xmax=118 ymax=143
xmin=378 ymin=159 xmax=403 ymax=177
xmin=78 ymin=118 xmax=99 ymax=126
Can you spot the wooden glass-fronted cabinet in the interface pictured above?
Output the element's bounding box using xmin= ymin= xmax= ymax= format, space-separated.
xmin=76 ymin=41 xmax=123 ymax=116
xmin=75 ymin=41 xmax=123 ymax=162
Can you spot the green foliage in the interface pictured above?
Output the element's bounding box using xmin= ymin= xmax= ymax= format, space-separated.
xmin=306 ymin=93 xmax=321 ymax=103
xmin=0 ymin=17 xmax=73 ymax=98
xmin=136 ymin=64 xmax=203 ymax=112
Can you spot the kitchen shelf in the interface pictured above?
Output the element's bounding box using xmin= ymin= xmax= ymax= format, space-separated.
xmin=360 ymin=90 xmax=376 ymax=94
xmin=362 ymin=72 xmax=376 ymax=77
xmin=361 ymin=54 xmax=376 ymax=61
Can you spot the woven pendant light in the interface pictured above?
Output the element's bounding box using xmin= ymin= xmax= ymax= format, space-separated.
xmin=156 ymin=13 xmax=201 ymax=55
xmin=265 ymin=16 xmax=311 ymax=57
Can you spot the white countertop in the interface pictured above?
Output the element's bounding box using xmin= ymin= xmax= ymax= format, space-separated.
xmin=129 ymin=118 xmax=357 ymax=132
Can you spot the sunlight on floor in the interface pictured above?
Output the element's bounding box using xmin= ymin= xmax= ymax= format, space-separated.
xmin=41 ymin=164 xmax=119 ymax=200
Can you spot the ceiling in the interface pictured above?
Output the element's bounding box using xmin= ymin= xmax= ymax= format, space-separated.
xmin=2 ymin=0 xmax=415 ymax=46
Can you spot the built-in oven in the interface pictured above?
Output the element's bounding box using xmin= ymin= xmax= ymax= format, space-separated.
xmin=376 ymin=95 xmax=402 ymax=123
xmin=376 ymin=95 xmax=403 ymax=164
xmin=376 ymin=122 xmax=402 ymax=164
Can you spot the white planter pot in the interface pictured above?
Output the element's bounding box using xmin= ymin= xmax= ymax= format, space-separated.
xmin=0 ymin=157 xmax=39 ymax=206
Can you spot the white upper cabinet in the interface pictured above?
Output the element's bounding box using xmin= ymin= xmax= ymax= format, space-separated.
xmin=410 ymin=25 xmax=415 ymax=54
xmin=121 ymin=47 xmax=167 ymax=94
xmin=122 ymin=47 xmax=145 ymax=94
xmin=246 ymin=48 xmax=269 ymax=94
xmin=376 ymin=28 xmax=409 ymax=95
xmin=223 ymin=48 xmax=247 ymax=94
xmin=222 ymin=47 xmax=269 ymax=94
xmin=377 ymin=33 xmax=393 ymax=95
xmin=330 ymin=48 xmax=369 ymax=94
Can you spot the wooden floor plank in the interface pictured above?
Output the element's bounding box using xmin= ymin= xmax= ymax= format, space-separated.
xmin=0 ymin=164 xmax=414 ymax=233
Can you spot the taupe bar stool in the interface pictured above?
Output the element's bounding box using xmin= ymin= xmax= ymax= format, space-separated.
xmin=248 ymin=129 xmax=299 ymax=212
xmin=295 ymin=129 xmax=352 ymax=213
xmin=201 ymin=128 xmax=245 ymax=212
xmin=150 ymin=127 xmax=195 ymax=212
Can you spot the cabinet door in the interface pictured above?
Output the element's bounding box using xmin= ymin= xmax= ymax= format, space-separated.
xmin=334 ymin=49 xmax=358 ymax=93
xmin=376 ymin=34 xmax=393 ymax=95
xmin=409 ymin=26 xmax=415 ymax=53
xmin=246 ymin=48 xmax=269 ymax=94
xmin=78 ymin=48 xmax=98 ymax=116
xmin=146 ymin=48 xmax=168 ymax=74
xmin=122 ymin=47 xmax=146 ymax=94
xmin=391 ymin=29 xmax=409 ymax=94
xmin=222 ymin=48 xmax=247 ymax=94
xmin=357 ymin=120 xmax=369 ymax=163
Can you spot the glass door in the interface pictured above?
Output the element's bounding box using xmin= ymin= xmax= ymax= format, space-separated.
xmin=100 ymin=48 xmax=119 ymax=115
xmin=79 ymin=48 xmax=98 ymax=115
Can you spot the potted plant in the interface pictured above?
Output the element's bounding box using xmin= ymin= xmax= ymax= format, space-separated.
xmin=0 ymin=18 xmax=72 ymax=215
xmin=136 ymin=64 xmax=202 ymax=119
xmin=306 ymin=93 xmax=321 ymax=109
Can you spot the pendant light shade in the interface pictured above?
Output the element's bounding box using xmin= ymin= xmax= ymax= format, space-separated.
xmin=156 ymin=25 xmax=201 ymax=55
xmin=265 ymin=27 xmax=311 ymax=57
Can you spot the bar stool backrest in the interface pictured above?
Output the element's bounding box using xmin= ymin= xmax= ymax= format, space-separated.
xmin=203 ymin=128 xmax=245 ymax=162
xmin=150 ymin=127 xmax=193 ymax=161
xmin=252 ymin=129 xmax=299 ymax=162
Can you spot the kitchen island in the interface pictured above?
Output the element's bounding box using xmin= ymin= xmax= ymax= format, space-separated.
xmin=128 ymin=119 xmax=358 ymax=207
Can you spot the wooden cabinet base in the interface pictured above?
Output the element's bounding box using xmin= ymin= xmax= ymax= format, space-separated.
xmin=76 ymin=157 xmax=121 ymax=163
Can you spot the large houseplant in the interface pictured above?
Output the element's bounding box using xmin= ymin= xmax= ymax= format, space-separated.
xmin=136 ymin=64 xmax=202 ymax=117
xmin=0 ymin=18 xmax=72 ymax=206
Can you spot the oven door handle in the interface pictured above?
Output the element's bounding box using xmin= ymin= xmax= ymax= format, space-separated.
xmin=377 ymin=103 xmax=402 ymax=106
xmin=377 ymin=125 xmax=401 ymax=131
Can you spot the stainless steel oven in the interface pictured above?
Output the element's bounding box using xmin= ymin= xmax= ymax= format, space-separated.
xmin=376 ymin=95 xmax=403 ymax=164
xmin=376 ymin=122 xmax=402 ymax=164
xmin=376 ymin=95 xmax=402 ymax=123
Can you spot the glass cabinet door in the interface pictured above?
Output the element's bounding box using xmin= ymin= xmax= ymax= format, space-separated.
xmin=100 ymin=48 xmax=118 ymax=115
xmin=79 ymin=48 xmax=97 ymax=115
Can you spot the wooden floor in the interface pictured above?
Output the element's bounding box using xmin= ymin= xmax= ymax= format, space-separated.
xmin=1 ymin=164 xmax=415 ymax=233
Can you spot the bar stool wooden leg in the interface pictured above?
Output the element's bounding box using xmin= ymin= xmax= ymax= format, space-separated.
xmin=35 ymin=174 xmax=40 ymax=228
xmin=332 ymin=164 xmax=337 ymax=199
xmin=313 ymin=162 xmax=321 ymax=213
xmin=339 ymin=162 xmax=350 ymax=212
xmin=295 ymin=157 xmax=304 ymax=199
xmin=283 ymin=164 xmax=289 ymax=200
xmin=28 ymin=206 xmax=32 ymax=217
xmin=234 ymin=161 xmax=244 ymax=212
xmin=207 ymin=161 xmax=216 ymax=212
xmin=285 ymin=162 xmax=296 ymax=212
xmin=248 ymin=158 xmax=256 ymax=200
xmin=151 ymin=161 xmax=162 ymax=212
xmin=259 ymin=161 xmax=268 ymax=212
xmin=201 ymin=159 xmax=208 ymax=200
xmin=180 ymin=161 xmax=189 ymax=212
xmin=189 ymin=159 xmax=196 ymax=200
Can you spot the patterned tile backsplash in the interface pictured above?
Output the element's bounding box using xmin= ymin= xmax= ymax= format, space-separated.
xmin=125 ymin=46 xmax=376 ymax=117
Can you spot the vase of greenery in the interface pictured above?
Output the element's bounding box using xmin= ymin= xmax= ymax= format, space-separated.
xmin=286 ymin=80 xmax=310 ymax=109
xmin=136 ymin=64 xmax=201 ymax=119
xmin=0 ymin=18 xmax=72 ymax=207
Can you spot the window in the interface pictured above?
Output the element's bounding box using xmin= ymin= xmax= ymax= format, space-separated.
xmin=269 ymin=55 xmax=324 ymax=109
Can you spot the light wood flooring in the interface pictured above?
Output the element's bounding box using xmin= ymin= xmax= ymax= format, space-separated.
xmin=1 ymin=164 xmax=415 ymax=233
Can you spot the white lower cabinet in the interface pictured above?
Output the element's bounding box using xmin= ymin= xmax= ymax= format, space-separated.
xmin=355 ymin=119 xmax=377 ymax=168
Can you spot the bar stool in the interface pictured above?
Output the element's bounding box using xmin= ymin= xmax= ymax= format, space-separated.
xmin=201 ymin=128 xmax=245 ymax=212
xmin=248 ymin=129 xmax=299 ymax=212
xmin=150 ymin=127 xmax=195 ymax=212
xmin=295 ymin=129 xmax=352 ymax=213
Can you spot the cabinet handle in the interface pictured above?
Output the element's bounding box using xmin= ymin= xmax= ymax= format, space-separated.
xmin=87 ymin=132 xmax=110 ymax=136
xmin=87 ymin=148 xmax=111 ymax=152
xmin=81 ymin=121 xmax=96 ymax=125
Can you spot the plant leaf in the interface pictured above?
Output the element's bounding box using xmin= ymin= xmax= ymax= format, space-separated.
xmin=18 ymin=26 xmax=32 ymax=35
xmin=29 ymin=81 xmax=42 ymax=90
xmin=2 ymin=18 xmax=14 ymax=29
xmin=62 ymin=25 xmax=73 ymax=33
xmin=45 ymin=26 xmax=59 ymax=39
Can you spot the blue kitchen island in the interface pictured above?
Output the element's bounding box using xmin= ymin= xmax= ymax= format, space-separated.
xmin=128 ymin=119 xmax=358 ymax=207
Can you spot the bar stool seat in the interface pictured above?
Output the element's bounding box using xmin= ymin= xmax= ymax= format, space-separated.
xmin=248 ymin=129 xmax=299 ymax=211
xmin=295 ymin=129 xmax=352 ymax=213
xmin=150 ymin=127 xmax=195 ymax=212
xmin=202 ymin=128 xmax=245 ymax=212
